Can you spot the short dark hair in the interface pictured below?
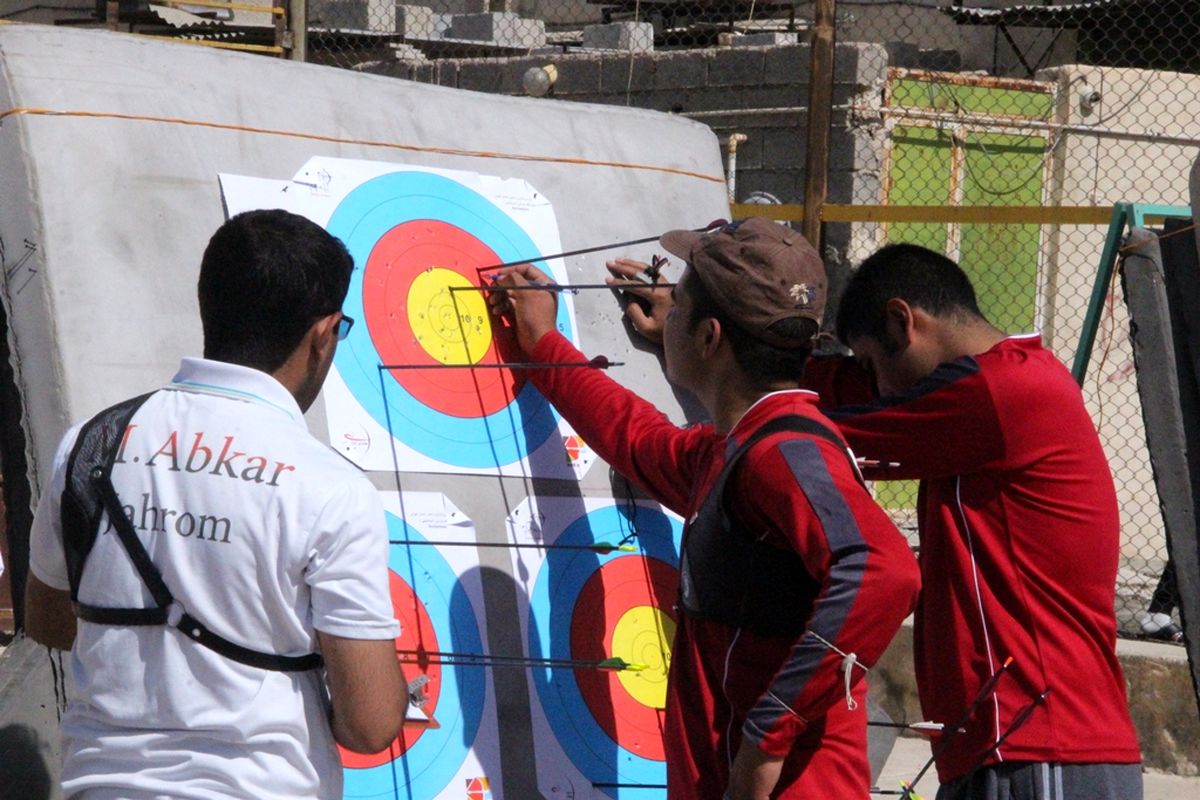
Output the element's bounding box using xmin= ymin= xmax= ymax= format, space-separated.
xmin=198 ymin=210 xmax=354 ymax=372
xmin=685 ymin=270 xmax=816 ymax=384
xmin=835 ymin=243 xmax=985 ymax=346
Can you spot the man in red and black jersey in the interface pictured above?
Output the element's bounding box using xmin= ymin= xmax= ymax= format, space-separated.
xmin=487 ymin=219 xmax=921 ymax=800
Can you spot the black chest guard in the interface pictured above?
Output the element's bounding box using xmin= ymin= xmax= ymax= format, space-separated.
xmin=59 ymin=392 xmax=322 ymax=672
xmin=677 ymin=414 xmax=863 ymax=638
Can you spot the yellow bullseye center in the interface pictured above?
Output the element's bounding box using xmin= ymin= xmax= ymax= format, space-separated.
xmin=612 ymin=605 xmax=674 ymax=709
xmin=407 ymin=267 xmax=493 ymax=365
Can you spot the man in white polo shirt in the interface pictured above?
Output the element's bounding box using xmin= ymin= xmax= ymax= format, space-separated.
xmin=25 ymin=209 xmax=406 ymax=799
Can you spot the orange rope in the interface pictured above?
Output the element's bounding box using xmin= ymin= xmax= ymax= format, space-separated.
xmin=0 ymin=107 xmax=725 ymax=184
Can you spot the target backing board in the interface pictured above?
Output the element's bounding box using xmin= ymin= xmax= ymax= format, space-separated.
xmin=219 ymin=157 xmax=595 ymax=479
xmin=506 ymin=496 xmax=683 ymax=800
xmin=342 ymin=491 xmax=501 ymax=800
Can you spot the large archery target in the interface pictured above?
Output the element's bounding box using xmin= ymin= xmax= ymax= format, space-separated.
xmin=342 ymin=514 xmax=485 ymax=799
xmin=328 ymin=170 xmax=573 ymax=469
xmin=527 ymin=504 xmax=683 ymax=797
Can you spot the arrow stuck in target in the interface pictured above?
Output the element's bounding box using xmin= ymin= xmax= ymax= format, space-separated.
xmin=396 ymin=650 xmax=649 ymax=672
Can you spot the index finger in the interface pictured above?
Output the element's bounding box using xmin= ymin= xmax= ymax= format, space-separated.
xmin=606 ymin=258 xmax=650 ymax=280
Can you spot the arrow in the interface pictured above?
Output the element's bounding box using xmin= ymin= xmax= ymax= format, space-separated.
xmin=471 ymin=219 xmax=727 ymax=274
xmin=900 ymin=656 xmax=1014 ymax=799
xmin=454 ymin=282 xmax=676 ymax=294
xmin=378 ymin=356 xmax=619 ymax=371
xmin=395 ymin=650 xmax=648 ymax=672
xmin=389 ymin=539 xmax=638 ymax=555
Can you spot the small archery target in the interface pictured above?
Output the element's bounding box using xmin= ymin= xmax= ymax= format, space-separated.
xmin=329 ymin=171 xmax=574 ymax=470
xmin=341 ymin=514 xmax=485 ymax=799
xmin=527 ymin=503 xmax=683 ymax=796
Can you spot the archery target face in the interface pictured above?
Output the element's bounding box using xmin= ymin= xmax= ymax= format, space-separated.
xmin=341 ymin=513 xmax=486 ymax=799
xmin=511 ymin=499 xmax=683 ymax=798
xmin=328 ymin=169 xmax=575 ymax=472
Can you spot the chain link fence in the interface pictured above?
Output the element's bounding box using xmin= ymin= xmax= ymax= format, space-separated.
xmin=301 ymin=0 xmax=1186 ymax=641
xmin=3 ymin=0 xmax=1192 ymax=640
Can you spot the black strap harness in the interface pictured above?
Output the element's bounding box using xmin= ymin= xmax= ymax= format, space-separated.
xmin=60 ymin=392 xmax=322 ymax=672
xmin=677 ymin=414 xmax=864 ymax=638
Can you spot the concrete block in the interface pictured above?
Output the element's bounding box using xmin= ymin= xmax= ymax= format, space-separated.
xmin=837 ymin=42 xmax=888 ymax=84
xmin=917 ymin=48 xmax=962 ymax=71
xmin=726 ymin=133 xmax=763 ymax=171
xmin=391 ymin=43 xmax=429 ymax=63
xmin=547 ymin=57 xmax=602 ymax=95
xmin=722 ymin=32 xmax=800 ymax=48
xmin=582 ymin=22 xmax=654 ymax=53
xmin=311 ymin=0 xmax=397 ymax=33
xmin=882 ymin=41 xmax=920 ymax=69
xmin=396 ymin=5 xmax=450 ymax=39
xmin=434 ymin=60 xmax=460 ymax=87
xmin=762 ymin=128 xmax=806 ymax=170
xmin=426 ymin=0 xmax=485 ymax=12
xmin=639 ymin=90 xmax=686 ymax=114
xmin=740 ymin=85 xmax=805 ymax=111
xmin=447 ymin=12 xmax=546 ymax=48
xmin=600 ymin=54 xmax=655 ymax=93
xmin=709 ymin=47 xmax=765 ymax=87
xmin=674 ymin=87 xmax=736 ymax=113
xmin=653 ymin=52 xmax=708 ymax=90
xmin=457 ymin=60 xmax=504 ymax=93
xmin=764 ymin=45 xmax=811 ymax=85
xmin=739 ymin=169 xmax=801 ymax=204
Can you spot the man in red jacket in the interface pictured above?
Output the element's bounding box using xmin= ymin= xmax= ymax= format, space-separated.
xmin=824 ymin=243 xmax=1142 ymax=799
xmin=488 ymin=218 xmax=920 ymax=800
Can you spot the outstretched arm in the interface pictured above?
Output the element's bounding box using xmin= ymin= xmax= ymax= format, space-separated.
xmin=487 ymin=264 xmax=710 ymax=513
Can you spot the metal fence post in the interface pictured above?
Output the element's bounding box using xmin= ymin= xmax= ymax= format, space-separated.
xmin=289 ymin=0 xmax=306 ymax=62
xmin=803 ymin=0 xmax=836 ymax=249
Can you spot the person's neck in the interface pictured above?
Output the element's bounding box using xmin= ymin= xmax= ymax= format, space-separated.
xmin=699 ymin=370 xmax=801 ymax=435
xmin=943 ymin=318 xmax=1008 ymax=361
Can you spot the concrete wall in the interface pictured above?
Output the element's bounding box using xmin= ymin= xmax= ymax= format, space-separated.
xmin=368 ymin=41 xmax=891 ymax=305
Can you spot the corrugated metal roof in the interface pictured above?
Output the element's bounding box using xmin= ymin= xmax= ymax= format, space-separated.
xmin=943 ymin=0 xmax=1158 ymax=27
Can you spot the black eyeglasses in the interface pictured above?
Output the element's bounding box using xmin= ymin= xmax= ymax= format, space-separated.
xmin=336 ymin=314 xmax=355 ymax=341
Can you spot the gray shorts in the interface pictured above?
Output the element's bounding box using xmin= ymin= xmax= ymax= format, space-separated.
xmin=935 ymin=762 xmax=1143 ymax=800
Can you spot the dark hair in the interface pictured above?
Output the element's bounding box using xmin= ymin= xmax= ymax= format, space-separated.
xmin=685 ymin=271 xmax=816 ymax=384
xmin=198 ymin=210 xmax=354 ymax=372
xmin=835 ymin=243 xmax=985 ymax=346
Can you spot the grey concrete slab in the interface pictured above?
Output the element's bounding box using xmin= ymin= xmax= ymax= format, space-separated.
xmin=581 ymin=22 xmax=654 ymax=53
xmin=446 ymin=12 xmax=546 ymax=49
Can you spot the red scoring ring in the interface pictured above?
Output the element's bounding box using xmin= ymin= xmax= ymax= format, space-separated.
xmin=339 ymin=569 xmax=440 ymax=768
xmin=570 ymin=556 xmax=679 ymax=761
xmin=362 ymin=219 xmax=523 ymax=419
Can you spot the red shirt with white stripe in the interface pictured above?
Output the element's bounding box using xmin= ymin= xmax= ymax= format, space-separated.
xmin=530 ymin=332 xmax=920 ymax=798
xmin=814 ymin=334 xmax=1141 ymax=782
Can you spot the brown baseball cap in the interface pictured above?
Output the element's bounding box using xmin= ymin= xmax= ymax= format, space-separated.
xmin=660 ymin=217 xmax=826 ymax=349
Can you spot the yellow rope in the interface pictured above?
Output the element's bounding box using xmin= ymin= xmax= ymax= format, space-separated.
xmin=0 ymin=107 xmax=726 ymax=183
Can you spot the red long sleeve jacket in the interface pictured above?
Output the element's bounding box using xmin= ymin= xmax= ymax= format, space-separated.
xmin=529 ymin=332 xmax=920 ymax=798
xmin=807 ymin=335 xmax=1141 ymax=782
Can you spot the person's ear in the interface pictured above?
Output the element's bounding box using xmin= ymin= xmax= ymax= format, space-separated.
xmin=308 ymin=313 xmax=340 ymax=362
xmin=699 ymin=317 xmax=722 ymax=359
xmin=884 ymin=298 xmax=915 ymax=349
